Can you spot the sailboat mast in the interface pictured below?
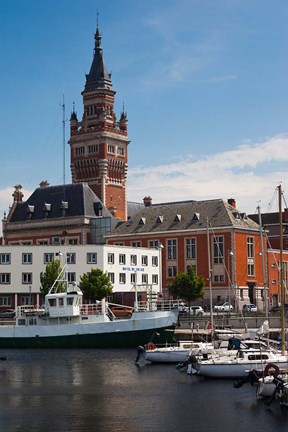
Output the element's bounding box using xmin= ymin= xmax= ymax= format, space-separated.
xmin=206 ymin=218 xmax=214 ymax=332
xmin=61 ymin=94 xmax=66 ymax=187
xmin=257 ymin=206 xmax=268 ymax=320
xmin=278 ymin=184 xmax=285 ymax=355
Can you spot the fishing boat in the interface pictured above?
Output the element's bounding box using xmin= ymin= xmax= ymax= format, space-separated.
xmin=0 ymin=264 xmax=178 ymax=349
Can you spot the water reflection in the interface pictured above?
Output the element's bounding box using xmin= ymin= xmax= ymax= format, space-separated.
xmin=0 ymin=349 xmax=287 ymax=431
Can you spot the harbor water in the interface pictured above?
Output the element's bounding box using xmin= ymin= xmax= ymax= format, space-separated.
xmin=0 ymin=348 xmax=287 ymax=432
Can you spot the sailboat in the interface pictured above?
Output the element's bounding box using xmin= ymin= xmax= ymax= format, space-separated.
xmin=255 ymin=185 xmax=288 ymax=404
xmin=188 ymin=200 xmax=288 ymax=379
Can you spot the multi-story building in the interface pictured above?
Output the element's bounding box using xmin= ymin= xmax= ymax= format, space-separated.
xmin=106 ymin=197 xmax=270 ymax=310
xmin=2 ymin=183 xmax=119 ymax=246
xmin=0 ymin=245 xmax=161 ymax=310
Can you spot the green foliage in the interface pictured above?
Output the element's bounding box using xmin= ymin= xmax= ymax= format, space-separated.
xmin=79 ymin=268 xmax=113 ymax=303
xmin=40 ymin=260 xmax=65 ymax=296
xmin=168 ymin=266 xmax=205 ymax=305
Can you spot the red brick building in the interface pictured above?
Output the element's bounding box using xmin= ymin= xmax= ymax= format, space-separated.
xmin=106 ymin=197 xmax=270 ymax=311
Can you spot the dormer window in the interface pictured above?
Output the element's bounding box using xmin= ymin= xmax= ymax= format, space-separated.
xmin=61 ymin=201 xmax=69 ymax=210
xmin=233 ymin=211 xmax=240 ymax=219
xmin=192 ymin=213 xmax=200 ymax=221
xmin=156 ymin=216 xmax=164 ymax=224
xmin=26 ymin=205 xmax=34 ymax=220
xmin=139 ymin=217 xmax=146 ymax=225
xmin=174 ymin=214 xmax=181 ymax=222
xmin=43 ymin=203 xmax=51 ymax=212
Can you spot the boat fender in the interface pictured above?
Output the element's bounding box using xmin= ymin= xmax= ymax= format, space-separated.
xmin=264 ymin=363 xmax=280 ymax=377
xmin=147 ymin=342 xmax=156 ymax=351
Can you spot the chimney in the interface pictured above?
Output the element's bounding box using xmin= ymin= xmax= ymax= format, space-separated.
xmin=12 ymin=184 xmax=24 ymax=202
xmin=143 ymin=196 xmax=152 ymax=207
xmin=39 ymin=180 xmax=50 ymax=188
xmin=228 ymin=198 xmax=236 ymax=208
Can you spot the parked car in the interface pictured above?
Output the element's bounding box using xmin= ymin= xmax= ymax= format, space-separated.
xmin=172 ymin=302 xmax=189 ymax=313
xmin=213 ymin=302 xmax=233 ymax=312
xmin=189 ymin=306 xmax=204 ymax=317
xmin=0 ymin=309 xmax=16 ymax=319
xmin=242 ymin=304 xmax=257 ymax=313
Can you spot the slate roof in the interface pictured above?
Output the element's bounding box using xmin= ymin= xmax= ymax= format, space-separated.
xmin=8 ymin=183 xmax=115 ymax=223
xmin=249 ymin=212 xmax=288 ymax=236
xmin=109 ymin=199 xmax=260 ymax=236
xmin=127 ymin=201 xmax=145 ymax=219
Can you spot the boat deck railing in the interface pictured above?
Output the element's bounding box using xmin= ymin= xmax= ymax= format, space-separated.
xmin=80 ymin=303 xmax=102 ymax=315
xmin=136 ymin=300 xmax=178 ymax=311
xmin=17 ymin=305 xmax=45 ymax=317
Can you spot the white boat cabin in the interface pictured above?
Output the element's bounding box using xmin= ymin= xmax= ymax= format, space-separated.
xmin=45 ymin=291 xmax=83 ymax=318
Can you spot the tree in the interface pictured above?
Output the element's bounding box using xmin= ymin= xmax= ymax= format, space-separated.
xmin=168 ymin=266 xmax=205 ymax=308
xmin=40 ymin=259 xmax=65 ymax=297
xmin=79 ymin=268 xmax=113 ymax=303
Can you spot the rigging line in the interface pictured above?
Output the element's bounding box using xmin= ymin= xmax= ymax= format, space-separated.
xmin=60 ymin=95 xmax=67 ymax=245
xmin=282 ymin=192 xmax=288 ymax=209
xmin=266 ymin=228 xmax=288 ymax=297
xmin=267 ymin=187 xmax=278 ymax=213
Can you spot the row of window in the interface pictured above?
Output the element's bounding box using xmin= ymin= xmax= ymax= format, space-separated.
xmin=0 ymin=252 xmax=159 ymax=267
xmin=0 ymin=271 xmax=159 ymax=286
xmin=0 ymin=295 xmax=44 ymax=307
xmin=1 ymin=273 xmax=33 ymax=284
xmin=0 ymin=252 xmax=81 ymax=265
xmin=0 ymin=272 xmax=82 ymax=285
xmin=7 ymin=237 xmax=80 ymax=247
xmin=108 ymin=273 xmax=158 ymax=285
xmin=167 ymin=265 xmax=225 ymax=283
xmin=150 ymin=236 xmax=255 ymax=277
xmin=74 ymin=144 xmax=125 ymax=157
xmin=107 ymin=253 xmax=158 ymax=267
xmin=126 ymin=237 xmax=222 ymax=263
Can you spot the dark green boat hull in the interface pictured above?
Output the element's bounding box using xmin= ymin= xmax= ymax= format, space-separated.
xmin=0 ymin=325 xmax=176 ymax=349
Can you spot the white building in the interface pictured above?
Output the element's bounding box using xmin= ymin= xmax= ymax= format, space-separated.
xmin=0 ymin=245 xmax=162 ymax=309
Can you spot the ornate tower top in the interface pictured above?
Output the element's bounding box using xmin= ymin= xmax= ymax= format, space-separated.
xmin=84 ymin=26 xmax=114 ymax=92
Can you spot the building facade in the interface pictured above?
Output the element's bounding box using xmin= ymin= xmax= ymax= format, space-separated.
xmin=106 ymin=198 xmax=272 ymax=310
xmin=0 ymin=245 xmax=161 ymax=310
xmin=2 ymin=183 xmax=118 ymax=246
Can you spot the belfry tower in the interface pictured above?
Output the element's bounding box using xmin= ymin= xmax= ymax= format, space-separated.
xmin=69 ymin=25 xmax=129 ymax=220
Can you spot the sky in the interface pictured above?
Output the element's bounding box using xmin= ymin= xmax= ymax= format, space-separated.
xmin=1 ymin=0 xmax=288 ymax=223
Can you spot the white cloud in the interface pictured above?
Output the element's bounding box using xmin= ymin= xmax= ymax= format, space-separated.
xmin=0 ymin=136 xmax=286 ymax=235
xmin=127 ymin=135 xmax=288 ymax=214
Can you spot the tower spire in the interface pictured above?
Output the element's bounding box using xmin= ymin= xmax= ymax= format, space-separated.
xmin=84 ymin=20 xmax=113 ymax=91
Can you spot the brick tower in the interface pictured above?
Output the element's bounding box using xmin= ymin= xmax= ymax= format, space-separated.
xmin=69 ymin=25 xmax=129 ymax=220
